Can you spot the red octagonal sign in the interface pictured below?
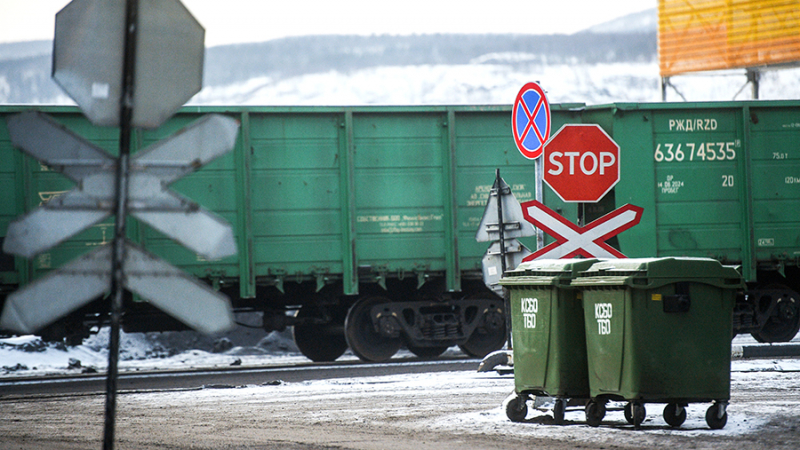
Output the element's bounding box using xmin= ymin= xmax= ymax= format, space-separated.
xmin=544 ymin=124 xmax=620 ymax=203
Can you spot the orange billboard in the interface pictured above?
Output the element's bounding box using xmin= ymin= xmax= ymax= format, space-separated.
xmin=659 ymin=0 xmax=800 ymax=77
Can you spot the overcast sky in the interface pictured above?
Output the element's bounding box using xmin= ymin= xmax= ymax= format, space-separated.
xmin=0 ymin=0 xmax=655 ymax=47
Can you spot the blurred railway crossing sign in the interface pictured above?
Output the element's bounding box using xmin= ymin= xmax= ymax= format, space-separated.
xmin=3 ymin=112 xmax=238 ymax=262
xmin=0 ymin=242 xmax=234 ymax=335
xmin=53 ymin=0 xmax=204 ymax=128
xmin=520 ymin=200 xmax=643 ymax=260
xmin=512 ymin=82 xmax=551 ymax=160
xmin=1 ymin=111 xmax=239 ymax=333
xmin=1 ymin=1 xmax=231 ymax=448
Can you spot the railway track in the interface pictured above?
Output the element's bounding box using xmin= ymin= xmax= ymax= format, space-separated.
xmin=0 ymin=355 xmax=479 ymax=399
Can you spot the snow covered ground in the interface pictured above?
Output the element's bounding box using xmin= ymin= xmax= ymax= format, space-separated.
xmin=1 ymin=323 xmax=797 ymax=378
xmin=0 ymin=325 xmax=472 ymax=377
xmin=2 ymin=325 xmax=799 ymax=448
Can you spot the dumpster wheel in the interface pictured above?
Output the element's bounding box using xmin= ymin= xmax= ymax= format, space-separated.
xmin=705 ymin=402 xmax=728 ymax=429
xmin=505 ymin=394 xmax=528 ymax=422
xmin=623 ymin=402 xmax=646 ymax=428
xmin=623 ymin=402 xmax=634 ymax=424
xmin=553 ymin=398 xmax=566 ymax=425
xmin=585 ymin=400 xmax=606 ymax=427
xmin=663 ymin=403 xmax=687 ymax=428
xmin=631 ymin=402 xmax=646 ymax=429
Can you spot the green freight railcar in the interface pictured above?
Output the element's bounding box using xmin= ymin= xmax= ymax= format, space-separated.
xmin=0 ymin=104 xmax=584 ymax=361
xmin=3 ymin=101 xmax=798 ymax=361
xmin=573 ymin=101 xmax=800 ymax=343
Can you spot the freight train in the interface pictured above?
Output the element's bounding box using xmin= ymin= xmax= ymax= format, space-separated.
xmin=1 ymin=101 xmax=798 ymax=362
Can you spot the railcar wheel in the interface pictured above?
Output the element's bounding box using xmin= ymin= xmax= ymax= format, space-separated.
xmin=292 ymin=308 xmax=348 ymax=362
xmin=458 ymin=317 xmax=507 ymax=358
xmin=663 ymin=403 xmax=687 ymax=428
xmin=553 ymin=398 xmax=566 ymax=425
xmin=458 ymin=293 xmax=507 ymax=358
xmin=585 ymin=400 xmax=605 ymax=427
xmin=752 ymin=286 xmax=800 ymax=343
xmin=505 ymin=394 xmax=528 ymax=422
xmin=345 ymin=296 xmax=402 ymax=362
xmin=705 ymin=403 xmax=728 ymax=429
xmin=406 ymin=345 xmax=449 ymax=359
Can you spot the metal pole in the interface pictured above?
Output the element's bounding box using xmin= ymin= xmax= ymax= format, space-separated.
xmin=493 ymin=168 xmax=513 ymax=349
xmin=495 ymin=169 xmax=506 ymax=276
xmin=747 ymin=69 xmax=760 ymax=100
xmin=534 ymin=157 xmax=544 ymax=251
xmin=104 ymin=1 xmax=137 ymax=449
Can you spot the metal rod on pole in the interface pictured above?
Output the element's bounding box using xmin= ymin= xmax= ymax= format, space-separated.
xmin=747 ymin=68 xmax=760 ymax=100
xmin=495 ymin=168 xmax=506 ymax=276
xmin=534 ymin=157 xmax=544 ymax=251
xmin=104 ymin=1 xmax=137 ymax=449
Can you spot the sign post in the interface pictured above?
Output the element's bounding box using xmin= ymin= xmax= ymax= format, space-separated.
xmin=475 ymin=170 xmax=535 ymax=294
xmin=512 ymin=82 xmax=551 ymax=250
xmin=512 ymin=82 xmax=551 ymax=160
xmin=543 ymin=124 xmax=620 ymax=204
xmin=525 ymin=124 xmax=642 ymax=262
xmin=475 ymin=171 xmax=535 ymax=357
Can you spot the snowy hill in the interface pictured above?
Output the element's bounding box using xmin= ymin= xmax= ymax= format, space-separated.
xmin=0 ymin=7 xmax=798 ymax=107
xmin=2 ymin=7 xmax=799 ymax=106
xmin=583 ymin=8 xmax=657 ymax=34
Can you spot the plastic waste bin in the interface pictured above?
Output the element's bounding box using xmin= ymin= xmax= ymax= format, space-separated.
xmin=571 ymin=257 xmax=743 ymax=429
xmin=499 ymin=258 xmax=597 ymax=424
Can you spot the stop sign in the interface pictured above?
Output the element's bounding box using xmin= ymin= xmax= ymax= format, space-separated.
xmin=543 ymin=124 xmax=619 ymax=203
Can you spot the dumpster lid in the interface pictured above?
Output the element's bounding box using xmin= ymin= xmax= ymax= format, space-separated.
xmin=500 ymin=258 xmax=599 ymax=283
xmin=577 ymin=257 xmax=742 ymax=280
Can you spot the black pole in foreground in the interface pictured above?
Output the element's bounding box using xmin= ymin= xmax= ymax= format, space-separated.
xmin=495 ymin=168 xmax=506 ymax=277
xmin=493 ymin=168 xmax=513 ymax=350
xmin=104 ymin=1 xmax=138 ymax=449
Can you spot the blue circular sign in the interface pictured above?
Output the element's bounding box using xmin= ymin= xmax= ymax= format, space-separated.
xmin=512 ymin=82 xmax=551 ymax=159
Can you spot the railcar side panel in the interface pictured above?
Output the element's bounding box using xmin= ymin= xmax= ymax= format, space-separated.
xmin=748 ymin=105 xmax=800 ymax=268
xmin=249 ymin=112 xmax=345 ymax=285
xmin=352 ymin=112 xmax=449 ymax=281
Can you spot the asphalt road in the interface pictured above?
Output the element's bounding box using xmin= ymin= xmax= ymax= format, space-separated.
xmin=1 ymin=354 xmax=799 ymax=450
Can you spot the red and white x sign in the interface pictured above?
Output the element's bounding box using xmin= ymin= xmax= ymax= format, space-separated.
xmin=520 ymin=200 xmax=643 ymax=261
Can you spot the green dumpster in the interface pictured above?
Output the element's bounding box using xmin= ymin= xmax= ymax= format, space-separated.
xmin=499 ymin=258 xmax=597 ymax=424
xmin=571 ymin=257 xmax=743 ymax=429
